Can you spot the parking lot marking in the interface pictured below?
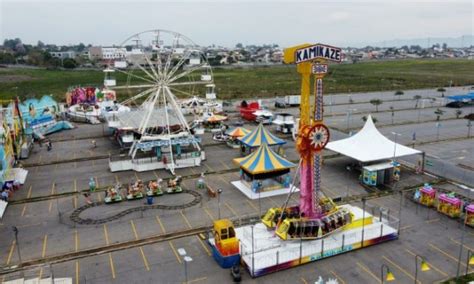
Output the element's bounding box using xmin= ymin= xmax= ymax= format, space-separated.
xmin=115 ymin=175 xmax=120 ymax=184
xmin=321 ymin=185 xmax=337 ymax=197
xmin=21 ymin=204 xmax=27 ymax=217
xmin=203 ymin=207 xmax=215 ymax=221
xmin=405 ymin=248 xmax=448 ymax=277
xmin=42 ymin=235 xmax=48 ymax=258
xmin=356 ymin=262 xmax=380 ymax=282
xmin=153 ymin=170 xmax=159 ymax=179
xmin=73 ymin=153 xmax=77 ymax=168
xmin=38 ymin=268 xmax=43 ymax=279
xmin=95 ymin=177 xmax=99 ymax=188
xmin=217 ymin=175 xmax=228 ymax=185
xmin=196 ymin=236 xmax=211 ymax=256
xmin=204 ymin=163 xmax=213 ymax=172
xmin=108 ymin=253 xmax=116 ymax=279
xmin=450 ymin=237 xmax=474 ymax=251
xmin=155 ymin=216 xmax=166 ymax=233
xmin=400 ymin=224 xmax=413 ymax=231
xmin=383 ymin=255 xmax=418 ymax=283
xmin=425 ymin=218 xmax=439 ymax=224
xmin=300 ymin=276 xmax=308 ymax=284
xmin=75 ymin=229 xmax=79 ymax=251
xmin=224 ymin=202 xmax=239 ymax=217
xmin=169 ymin=241 xmax=182 ymax=264
xmin=134 ymin=172 xmax=140 ymax=181
xmin=180 ymin=211 xmax=193 ymax=229
xmin=219 ymin=161 xmax=230 ymax=170
xmin=429 ymin=243 xmax=467 ymax=267
xmin=245 ymin=200 xmax=259 ymax=213
xmin=27 ymin=185 xmax=32 ymax=198
xmin=185 ymin=277 xmax=208 ymax=283
xmin=267 ymin=196 xmax=280 ymax=207
xmin=330 ymin=270 xmax=346 ymax=284
xmin=75 ymin=261 xmax=79 ymax=284
xmin=5 ymin=240 xmax=15 ymax=265
xmin=130 ymin=220 xmax=151 ymax=271
xmin=48 ymin=182 xmax=56 ymax=212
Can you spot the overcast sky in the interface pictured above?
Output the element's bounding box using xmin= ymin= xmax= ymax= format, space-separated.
xmin=0 ymin=0 xmax=472 ymax=47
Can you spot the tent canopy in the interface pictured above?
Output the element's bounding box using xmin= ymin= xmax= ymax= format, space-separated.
xmin=325 ymin=115 xmax=422 ymax=163
xmin=226 ymin=127 xmax=250 ymax=138
xmin=234 ymin=143 xmax=295 ymax=174
xmin=238 ymin=123 xmax=286 ymax=147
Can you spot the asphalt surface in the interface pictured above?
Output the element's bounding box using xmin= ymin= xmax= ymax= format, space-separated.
xmin=0 ymin=86 xmax=473 ymax=284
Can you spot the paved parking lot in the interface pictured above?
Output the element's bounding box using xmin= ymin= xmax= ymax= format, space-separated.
xmin=1 ymin=87 xmax=473 ymax=283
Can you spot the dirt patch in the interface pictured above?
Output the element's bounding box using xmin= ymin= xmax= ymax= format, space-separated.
xmin=0 ymin=75 xmax=34 ymax=83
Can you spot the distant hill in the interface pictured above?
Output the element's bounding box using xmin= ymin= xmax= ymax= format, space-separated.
xmin=347 ymin=35 xmax=473 ymax=48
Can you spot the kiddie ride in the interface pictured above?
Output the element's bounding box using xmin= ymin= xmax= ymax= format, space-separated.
xmin=104 ymin=177 xmax=181 ymax=204
xmin=209 ymin=43 xmax=399 ymax=277
xmin=413 ymin=183 xmax=474 ymax=226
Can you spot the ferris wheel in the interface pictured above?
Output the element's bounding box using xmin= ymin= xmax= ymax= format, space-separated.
xmin=107 ymin=29 xmax=213 ymax=174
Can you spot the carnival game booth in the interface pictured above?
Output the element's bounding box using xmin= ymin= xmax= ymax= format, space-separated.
xmin=225 ymin=127 xmax=250 ymax=148
xmin=237 ymin=123 xmax=286 ymax=155
xmin=325 ymin=115 xmax=422 ymax=187
xmin=231 ymin=143 xmax=298 ymax=199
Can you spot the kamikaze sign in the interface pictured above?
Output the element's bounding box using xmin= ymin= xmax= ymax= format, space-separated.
xmin=295 ymin=44 xmax=342 ymax=64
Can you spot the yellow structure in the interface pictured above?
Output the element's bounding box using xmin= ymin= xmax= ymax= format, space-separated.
xmin=213 ymin=219 xmax=239 ymax=256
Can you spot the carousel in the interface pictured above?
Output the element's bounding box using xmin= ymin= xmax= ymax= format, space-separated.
xmin=231 ymin=143 xmax=298 ymax=199
xmin=225 ymin=127 xmax=250 ymax=148
xmin=237 ymin=123 xmax=286 ymax=155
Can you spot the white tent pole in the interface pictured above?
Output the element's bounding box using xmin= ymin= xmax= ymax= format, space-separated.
xmin=163 ymin=88 xmax=175 ymax=174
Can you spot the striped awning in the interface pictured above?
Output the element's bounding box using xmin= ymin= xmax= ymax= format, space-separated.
xmin=225 ymin=127 xmax=251 ymax=138
xmin=237 ymin=123 xmax=286 ymax=147
xmin=206 ymin=114 xmax=228 ymax=123
xmin=234 ymin=143 xmax=295 ymax=174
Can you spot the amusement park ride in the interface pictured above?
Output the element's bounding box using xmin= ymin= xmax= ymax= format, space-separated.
xmin=210 ymin=43 xmax=399 ymax=277
xmin=106 ymin=30 xmax=212 ymax=174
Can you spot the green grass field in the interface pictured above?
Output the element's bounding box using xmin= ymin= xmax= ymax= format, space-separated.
xmin=1 ymin=59 xmax=473 ymax=103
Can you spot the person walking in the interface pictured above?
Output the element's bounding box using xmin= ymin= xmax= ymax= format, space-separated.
xmin=91 ymin=140 xmax=97 ymax=148
xmin=46 ymin=140 xmax=52 ymax=151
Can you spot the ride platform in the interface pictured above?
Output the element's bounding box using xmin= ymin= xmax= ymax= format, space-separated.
xmin=231 ymin=180 xmax=299 ymax=200
xmin=236 ymin=204 xmax=398 ymax=277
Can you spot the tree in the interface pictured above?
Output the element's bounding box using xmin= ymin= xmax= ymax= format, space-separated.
xmin=37 ymin=40 xmax=45 ymax=49
xmin=0 ymin=53 xmax=16 ymax=64
xmin=235 ymin=43 xmax=243 ymax=49
xmin=394 ymin=90 xmax=404 ymax=100
xmin=413 ymin=95 xmax=422 ymax=109
xmin=434 ymin=108 xmax=445 ymax=121
xmin=362 ymin=116 xmax=377 ymax=123
xmin=389 ymin=106 xmax=395 ymax=124
xmin=437 ymin=87 xmax=446 ymax=98
xmin=455 ymin=110 xmax=462 ymax=119
xmin=464 ymin=113 xmax=474 ymax=138
xmin=369 ymin=99 xmax=383 ymax=112
xmin=62 ymin=58 xmax=77 ymax=69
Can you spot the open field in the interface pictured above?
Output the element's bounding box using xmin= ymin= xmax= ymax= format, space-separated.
xmin=1 ymin=59 xmax=474 ymax=102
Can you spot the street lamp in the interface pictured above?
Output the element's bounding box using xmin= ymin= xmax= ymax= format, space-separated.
xmin=12 ymin=226 xmax=22 ymax=266
xmin=380 ymin=264 xmax=395 ymax=283
xmin=414 ymin=254 xmax=430 ymax=284
xmin=217 ymin=188 xmax=223 ymax=220
xmin=346 ymin=108 xmax=357 ymax=131
xmin=466 ymin=249 xmax=474 ymax=276
xmin=456 ymin=188 xmax=472 ymax=279
xmin=178 ymin=248 xmax=193 ymax=284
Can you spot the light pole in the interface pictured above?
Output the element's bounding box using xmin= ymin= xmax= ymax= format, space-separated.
xmin=346 ymin=108 xmax=357 ymax=132
xmin=467 ymin=120 xmax=472 ymax=138
xmin=414 ymin=254 xmax=430 ymax=284
xmin=380 ymin=264 xmax=395 ymax=283
xmin=391 ymin=132 xmax=402 ymax=235
xmin=12 ymin=226 xmax=22 ymax=266
xmin=466 ymin=249 xmax=474 ymax=276
xmin=217 ymin=188 xmax=223 ymax=220
xmin=436 ymin=122 xmax=441 ymax=141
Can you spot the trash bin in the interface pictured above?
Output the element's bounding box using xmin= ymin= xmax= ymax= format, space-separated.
xmin=147 ymin=196 xmax=154 ymax=205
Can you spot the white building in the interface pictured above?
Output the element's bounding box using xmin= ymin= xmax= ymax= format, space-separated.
xmin=101 ymin=47 xmax=127 ymax=60
xmin=50 ymin=51 xmax=76 ymax=59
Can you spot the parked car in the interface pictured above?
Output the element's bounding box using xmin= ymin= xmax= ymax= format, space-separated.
xmin=446 ymin=101 xmax=466 ymax=108
xmin=230 ymin=264 xmax=241 ymax=282
xmin=274 ymin=99 xmax=288 ymax=108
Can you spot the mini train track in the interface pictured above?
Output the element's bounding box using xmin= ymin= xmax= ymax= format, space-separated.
xmin=69 ymin=189 xmax=202 ymax=225
xmin=408 ymin=186 xmax=474 ymax=205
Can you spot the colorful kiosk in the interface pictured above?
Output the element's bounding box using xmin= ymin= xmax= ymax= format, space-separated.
xmin=237 ymin=123 xmax=286 ymax=155
xmin=465 ymin=204 xmax=474 ymax=227
xmin=437 ymin=193 xmax=462 ymax=218
xmin=231 ymin=143 xmax=298 ymax=199
xmin=208 ymin=219 xmax=240 ymax=268
xmin=225 ymin=127 xmax=250 ymax=148
xmin=416 ymin=183 xmax=437 ymax=207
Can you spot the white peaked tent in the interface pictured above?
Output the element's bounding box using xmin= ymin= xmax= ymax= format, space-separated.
xmin=326 ymin=115 xmax=422 ymax=163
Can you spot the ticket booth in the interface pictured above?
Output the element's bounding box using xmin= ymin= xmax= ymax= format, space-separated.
xmin=362 ymin=161 xmax=400 ymax=186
